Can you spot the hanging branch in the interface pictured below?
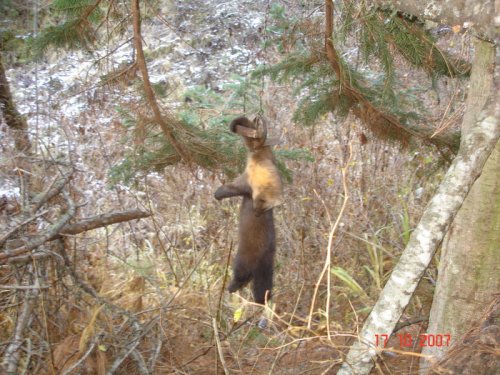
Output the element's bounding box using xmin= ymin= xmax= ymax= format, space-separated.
xmin=323 ymin=0 xmax=459 ymax=150
xmin=324 ymin=0 xmax=423 ymax=145
xmin=81 ymin=0 xmax=102 ymax=19
xmin=131 ymin=0 xmax=191 ymax=164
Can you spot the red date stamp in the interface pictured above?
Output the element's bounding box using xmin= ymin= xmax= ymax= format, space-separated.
xmin=375 ymin=333 xmax=451 ymax=348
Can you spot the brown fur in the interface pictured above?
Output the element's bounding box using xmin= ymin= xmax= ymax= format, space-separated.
xmin=214 ymin=116 xmax=282 ymax=304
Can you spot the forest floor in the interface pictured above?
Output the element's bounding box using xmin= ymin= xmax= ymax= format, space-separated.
xmin=0 ymin=1 xmax=471 ymax=374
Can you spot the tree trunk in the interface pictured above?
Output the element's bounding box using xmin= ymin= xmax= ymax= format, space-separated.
xmin=420 ymin=39 xmax=500 ymax=373
xmin=0 ymin=52 xmax=31 ymax=153
xmin=337 ymin=38 xmax=499 ymax=375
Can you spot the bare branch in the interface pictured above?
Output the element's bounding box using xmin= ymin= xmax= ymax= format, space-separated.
xmin=54 ymin=238 xmax=155 ymax=374
xmin=0 ymin=192 xmax=76 ymax=262
xmin=1 ymin=209 xmax=150 ymax=262
xmin=60 ymin=338 xmax=98 ymax=375
xmin=0 ymin=284 xmax=49 ymax=290
xmin=1 ymin=280 xmax=40 ymax=374
xmin=60 ymin=209 xmax=151 ymax=236
xmin=0 ymin=209 xmax=48 ymax=248
xmin=30 ymin=168 xmax=74 ymax=213
xmin=7 ymin=251 xmax=61 ymax=265
xmin=213 ymin=318 xmax=229 ymax=375
xmin=131 ymin=350 xmax=150 ymax=375
xmin=105 ymin=321 xmax=155 ymax=375
xmin=147 ymin=332 xmax=163 ymax=372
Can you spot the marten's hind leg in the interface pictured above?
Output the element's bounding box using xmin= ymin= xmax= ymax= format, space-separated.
xmin=228 ymin=257 xmax=253 ymax=293
xmin=252 ymin=252 xmax=274 ymax=305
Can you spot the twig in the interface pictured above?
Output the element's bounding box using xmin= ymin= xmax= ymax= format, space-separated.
xmin=0 ymin=284 xmax=49 ymax=290
xmin=80 ymin=0 xmax=102 ymax=20
xmin=307 ymin=143 xmax=352 ymax=335
xmin=268 ymin=281 xmax=307 ymax=375
xmin=393 ymin=317 xmax=428 ymax=333
xmin=178 ymin=346 xmax=213 ymax=368
xmin=30 ymin=168 xmax=73 ymax=213
xmin=56 ymin=239 xmax=154 ymax=375
xmin=7 ymin=250 xmax=62 ymax=265
xmin=217 ymin=240 xmax=233 ymax=324
xmin=20 ymin=338 xmax=32 ymax=375
xmin=131 ymin=349 xmax=150 ymax=375
xmin=1 ymin=278 xmax=40 ymax=374
xmin=105 ymin=320 xmax=155 ymax=375
xmin=60 ymin=338 xmax=98 ymax=375
xmin=212 ymin=318 xmax=230 ymax=375
xmin=147 ymin=331 xmax=163 ymax=373
xmin=431 ymin=103 xmax=466 ymax=138
xmin=0 ymin=192 xmax=76 ymax=262
xmin=0 ymin=209 xmax=48 ymax=248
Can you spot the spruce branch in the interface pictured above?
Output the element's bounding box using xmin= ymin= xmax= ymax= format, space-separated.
xmin=131 ymin=0 xmax=191 ymax=164
xmin=324 ymin=0 xmax=458 ymax=150
xmin=325 ymin=0 xmax=419 ymax=145
xmin=34 ymin=0 xmax=103 ymax=53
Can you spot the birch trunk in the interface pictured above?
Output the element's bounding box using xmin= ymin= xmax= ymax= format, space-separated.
xmin=337 ymin=38 xmax=499 ymax=375
xmin=419 ymin=39 xmax=500 ymax=373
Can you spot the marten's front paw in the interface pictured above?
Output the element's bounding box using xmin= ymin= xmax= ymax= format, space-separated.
xmin=214 ymin=187 xmax=224 ymax=200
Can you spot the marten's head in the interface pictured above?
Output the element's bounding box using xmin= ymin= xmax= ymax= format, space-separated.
xmin=229 ymin=116 xmax=269 ymax=151
xmin=229 ymin=116 xmax=282 ymax=214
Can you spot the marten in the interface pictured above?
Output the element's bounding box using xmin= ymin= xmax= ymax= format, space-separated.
xmin=214 ymin=116 xmax=282 ymax=304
